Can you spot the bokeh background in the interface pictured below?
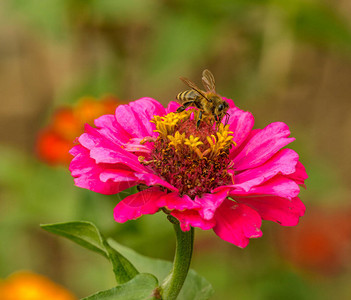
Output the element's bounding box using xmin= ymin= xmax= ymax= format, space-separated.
xmin=1 ymin=0 xmax=351 ymax=299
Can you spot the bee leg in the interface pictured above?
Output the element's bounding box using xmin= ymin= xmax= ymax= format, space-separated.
xmin=214 ymin=115 xmax=219 ymax=128
xmin=176 ymin=101 xmax=194 ymax=113
xmin=196 ymin=111 xmax=203 ymax=128
xmin=176 ymin=106 xmax=185 ymax=113
xmin=224 ymin=113 xmax=230 ymax=126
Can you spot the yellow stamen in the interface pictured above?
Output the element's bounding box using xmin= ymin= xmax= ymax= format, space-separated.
xmin=184 ymin=135 xmax=203 ymax=148
xmin=151 ymin=111 xmax=191 ymax=137
xmin=138 ymin=156 xmax=155 ymax=165
xmin=140 ymin=136 xmax=156 ymax=144
xmin=184 ymin=135 xmax=204 ymax=158
xmin=203 ymin=126 xmax=236 ymax=158
xmin=168 ymin=131 xmax=186 ymax=149
xmin=151 ymin=110 xmax=236 ymax=160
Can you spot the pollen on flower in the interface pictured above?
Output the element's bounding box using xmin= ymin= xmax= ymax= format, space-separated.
xmin=151 ymin=111 xmax=191 ymax=136
xmin=141 ymin=110 xmax=236 ymax=198
xmin=184 ymin=135 xmax=204 ymax=158
xmin=140 ymin=136 xmax=156 ymax=144
xmin=138 ymin=156 xmax=155 ymax=165
xmin=205 ymin=124 xmax=236 ymax=158
xmin=184 ymin=135 xmax=203 ymax=148
xmin=167 ymin=131 xmax=186 ymax=150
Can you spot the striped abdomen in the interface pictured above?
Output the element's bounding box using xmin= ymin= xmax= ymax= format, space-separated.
xmin=176 ymin=90 xmax=200 ymax=103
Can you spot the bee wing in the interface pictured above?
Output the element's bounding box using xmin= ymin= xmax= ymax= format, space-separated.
xmin=202 ymin=69 xmax=216 ymax=93
xmin=179 ymin=76 xmax=211 ymax=102
xmin=180 ymin=76 xmax=201 ymax=91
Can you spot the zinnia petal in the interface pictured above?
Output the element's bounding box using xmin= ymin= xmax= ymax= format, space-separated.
xmin=114 ymin=187 xmax=166 ymax=223
xmin=80 ymin=125 xmax=147 ymax=173
xmin=194 ymin=190 xmax=229 ymax=220
xmin=234 ymin=149 xmax=299 ymax=191
xmin=94 ymin=114 xmax=131 ymax=146
xmin=233 ymin=122 xmax=295 ymax=171
xmin=160 ymin=192 xmax=200 ymax=211
xmin=226 ymin=104 xmax=255 ymax=148
xmin=213 ymin=199 xmax=262 ymax=248
xmin=235 ymin=195 xmax=306 ymax=226
xmin=287 ymin=161 xmax=308 ymax=188
xmin=166 ymin=101 xmax=181 ymax=113
xmin=134 ymin=173 xmax=178 ymax=192
xmin=115 ymin=98 xmax=166 ymax=138
xmin=230 ymin=176 xmax=300 ymax=200
xmin=222 ymin=97 xmax=235 ymax=108
xmin=170 ymin=210 xmax=216 ymax=231
xmin=70 ymin=145 xmax=132 ymax=194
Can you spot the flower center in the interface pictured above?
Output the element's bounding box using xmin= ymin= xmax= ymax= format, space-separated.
xmin=141 ymin=110 xmax=235 ymax=198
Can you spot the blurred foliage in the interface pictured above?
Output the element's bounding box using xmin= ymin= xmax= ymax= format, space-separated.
xmin=8 ymin=0 xmax=351 ymax=50
xmin=1 ymin=0 xmax=351 ymax=299
xmin=6 ymin=0 xmax=351 ymax=100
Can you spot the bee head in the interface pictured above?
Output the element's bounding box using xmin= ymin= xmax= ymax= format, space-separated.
xmin=215 ymin=100 xmax=229 ymax=113
xmin=218 ymin=101 xmax=229 ymax=112
xmin=213 ymin=100 xmax=229 ymax=123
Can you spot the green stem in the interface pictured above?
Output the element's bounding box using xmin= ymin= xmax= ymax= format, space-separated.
xmin=161 ymin=216 xmax=194 ymax=300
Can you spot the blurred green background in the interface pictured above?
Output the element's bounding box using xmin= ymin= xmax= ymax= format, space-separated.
xmin=1 ymin=0 xmax=351 ymax=299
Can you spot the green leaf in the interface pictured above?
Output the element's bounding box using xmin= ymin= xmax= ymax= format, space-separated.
xmin=41 ymin=221 xmax=138 ymax=284
xmin=41 ymin=221 xmax=107 ymax=258
xmin=82 ymin=273 xmax=159 ymax=300
xmin=103 ymin=239 xmax=139 ymax=284
xmin=109 ymin=239 xmax=214 ymax=300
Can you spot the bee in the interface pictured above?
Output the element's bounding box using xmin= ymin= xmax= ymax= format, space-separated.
xmin=176 ymin=69 xmax=229 ymax=128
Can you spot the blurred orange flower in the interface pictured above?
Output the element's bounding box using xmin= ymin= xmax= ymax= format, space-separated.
xmin=277 ymin=207 xmax=351 ymax=274
xmin=36 ymin=96 xmax=121 ymax=166
xmin=0 ymin=271 xmax=77 ymax=300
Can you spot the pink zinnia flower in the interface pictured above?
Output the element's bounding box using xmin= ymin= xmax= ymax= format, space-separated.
xmin=69 ymin=97 xmax=307 ymax=248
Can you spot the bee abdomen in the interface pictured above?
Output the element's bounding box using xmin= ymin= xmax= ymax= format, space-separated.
xmin=176 ymin=90 xmax=198 ymax=102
